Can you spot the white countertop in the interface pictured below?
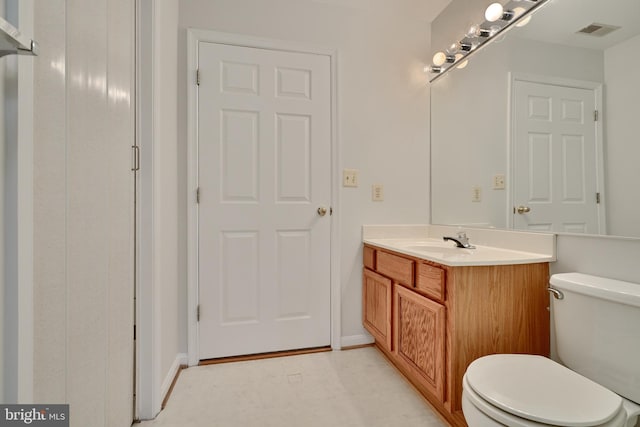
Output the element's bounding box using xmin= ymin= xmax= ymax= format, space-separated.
xmin=362 ymin=225 xmax=556 ymax=267
xmin=364 ymin=238 xmax=553 ymax=266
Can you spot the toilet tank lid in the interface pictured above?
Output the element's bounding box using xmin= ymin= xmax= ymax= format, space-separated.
xmin=550 ymin=273 xmax=640 ymax=308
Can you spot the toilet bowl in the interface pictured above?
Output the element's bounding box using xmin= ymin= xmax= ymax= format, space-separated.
xmin=462 ymin=273 xmax=640 ymax=427
xmin=461 ymin=354 xmax=637 ymax=427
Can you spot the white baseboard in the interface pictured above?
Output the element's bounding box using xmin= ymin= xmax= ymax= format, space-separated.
xmin=340 ymin=334 xmax=374 ymax=348
xmin=160 ymin=353 xmax=188 ymax=402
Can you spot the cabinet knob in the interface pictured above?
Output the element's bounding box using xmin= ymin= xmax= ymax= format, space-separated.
xmin=516 ymin=205 xmax=531 ymax=214
xmin=317 ymin=206 xmax=328 ymax=217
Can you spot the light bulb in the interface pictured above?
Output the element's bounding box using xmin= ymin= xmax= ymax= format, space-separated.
xmin=455 ymin=53 xmax=468 ymax=69
xmin=485 ymin=3 xmax=504 ymax=22
xmin=516 ymin=15 xmax=532 ymax=27
xmin=513 ymin=7 xmax=532 ymax=27
xmin=466 ymin=24 xmax=481 ymax=38
xmin=446 ymin=42 xmax=460 ymax=55
xmin=432 ymin=51 xmax=447 ymax=66
xmin=512 ymin=6 xmax=526 ymax=17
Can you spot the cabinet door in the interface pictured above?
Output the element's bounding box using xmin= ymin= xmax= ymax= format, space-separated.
xmin=363 ymin=269 xmax=392 ymax=351
xmin=394 ymin=284 xmax=445 ymax=402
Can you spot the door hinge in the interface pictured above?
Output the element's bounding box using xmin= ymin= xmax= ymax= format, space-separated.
xmin=596 ymin=192 xmax=601 ymax=204
xmin=196 ymin=69 xmax=200 ymax=86
xmin=197 ymin=304 xmax=200 ymax=322
xmin=131 ymin=145 xmax=140 ymax=171
xmin=133 ymin=325 xmax=136 ymax=340
xmin=196 ymin=187 xmax=200 ymax=204
xmin=594 ymin=110 xmax=598 ymax=121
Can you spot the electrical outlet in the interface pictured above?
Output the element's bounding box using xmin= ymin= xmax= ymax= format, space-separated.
xmin=472 ymin=186 xmax=482 ymax=202
xmin=493 ymin=174 xmax=505 ymax=190
xmin=372 ymin=184 xmax=384 ymax=201
xmin=343 ymin=169 xmax=359 ymax=187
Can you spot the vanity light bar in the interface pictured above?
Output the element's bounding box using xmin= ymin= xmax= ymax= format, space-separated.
xmin=427 ymin=0 xmax=549 ymax=81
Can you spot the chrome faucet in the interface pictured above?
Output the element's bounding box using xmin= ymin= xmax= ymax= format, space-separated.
xmin=443 ymin=232 xmax=475 ymax=249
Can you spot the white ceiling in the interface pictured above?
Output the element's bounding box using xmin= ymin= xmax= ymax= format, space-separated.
xmin=515 ymin=0 xmax=640 ymax=50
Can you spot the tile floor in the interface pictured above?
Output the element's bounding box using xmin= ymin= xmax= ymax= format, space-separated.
xmin=135 ymin=346 xmax=447 ymax=427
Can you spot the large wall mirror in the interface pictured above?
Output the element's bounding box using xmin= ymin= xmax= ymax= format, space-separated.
xmin=430 ymin=0 xmax=640 ymax=238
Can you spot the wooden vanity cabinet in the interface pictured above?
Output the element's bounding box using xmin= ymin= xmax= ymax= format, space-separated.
xmin=362 ymin=244 xmax=550 ymax=427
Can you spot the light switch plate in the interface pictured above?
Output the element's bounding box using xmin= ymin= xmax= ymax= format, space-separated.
xmin=343 ymin=169 xmax=359 ymax=187
xmin=372 ymin=184 xmax=384 ymax=201
xmin=493 ymin=174 xmax=505 ymax=190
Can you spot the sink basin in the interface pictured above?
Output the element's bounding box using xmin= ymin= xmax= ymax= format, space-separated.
xmin=404 ymin=245 xmax=473 ymax=256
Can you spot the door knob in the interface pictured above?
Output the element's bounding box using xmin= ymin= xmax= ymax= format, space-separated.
xmin=516 ymin=205 xmax=531 ymax=214
xmin=317 ymin=206 xmax=328 ymax=217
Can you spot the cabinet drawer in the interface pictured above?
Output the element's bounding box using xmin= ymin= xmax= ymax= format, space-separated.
xmin=416 ymin=263 xmax=445 ymax=302
xmin=377 ymin=251 xmax=414 ymax=285
xmin=363 ymin=246 xmax=376 ymax=270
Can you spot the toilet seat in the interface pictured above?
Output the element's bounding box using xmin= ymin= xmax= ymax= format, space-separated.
xmin=462 ymin=375 xmax=628 ymax=427
xmin=464 ymin=354 xmax=624 ymax=427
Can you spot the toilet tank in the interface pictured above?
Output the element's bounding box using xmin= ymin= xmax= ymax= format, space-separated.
xmin=550 ymin=273 xmax=640 ymax=404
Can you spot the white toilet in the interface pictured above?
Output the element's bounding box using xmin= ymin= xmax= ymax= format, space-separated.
xmin=462 ymin=272 xmax=640 ymax=427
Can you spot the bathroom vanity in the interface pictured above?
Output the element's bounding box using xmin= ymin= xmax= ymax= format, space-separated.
xmin=362 ymin=225 xmax=554 ymax=426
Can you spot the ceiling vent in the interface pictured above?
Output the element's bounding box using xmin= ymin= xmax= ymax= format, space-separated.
xmin=576 ymin=23 xmax=621 ymax=37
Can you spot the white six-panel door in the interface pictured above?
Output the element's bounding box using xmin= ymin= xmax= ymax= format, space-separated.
xmin=197 ymin=42 xmax=331 ymax=359
xmin=513 ymin=79 xmax=602 ymax=233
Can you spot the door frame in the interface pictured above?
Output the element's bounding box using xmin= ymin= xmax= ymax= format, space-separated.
xmin=507 ymin=72 xmax=606 ymax=233
xmin=186 ymin=29 xmax=341 ymax=366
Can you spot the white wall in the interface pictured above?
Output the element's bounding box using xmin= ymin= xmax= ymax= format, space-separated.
xmin=178 ymin=0 xmax=432 ymax=345
xmin=604 ymin=34 xmax=640 ymax=237
xmin=136 ymin=0 xmax=184 ymax=419
xmin=33 ymin=1 xmax=135 ymax=426
xmin=155 ymin=0 xmax=182 ymax=391
xmin=551 ymin=234 xmax=640 ymax=284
